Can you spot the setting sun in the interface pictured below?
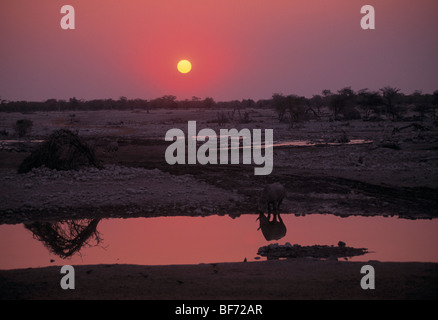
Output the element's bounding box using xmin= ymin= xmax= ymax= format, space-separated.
xmin=177 ymin=59 xmax=192 ymax=74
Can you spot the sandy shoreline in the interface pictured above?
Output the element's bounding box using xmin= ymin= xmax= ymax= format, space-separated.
xmin=1 ymin=260 xmax=437 ymax=300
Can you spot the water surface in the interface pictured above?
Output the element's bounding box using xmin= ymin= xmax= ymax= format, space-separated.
xmin=0 ymin=214 xmax=437 ymax=270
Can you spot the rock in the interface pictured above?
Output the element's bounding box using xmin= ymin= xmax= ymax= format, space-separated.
xmin=257 ymin=243 xmax=368 ymax=260
xmin=327 ymin=256 xmax=338 ymax=261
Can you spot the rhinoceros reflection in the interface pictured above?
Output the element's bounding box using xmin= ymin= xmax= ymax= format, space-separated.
xmin=257 ymin=213 xmax=287 ymax=241
xmin=24 ymin=218 xmax=102 ymax=258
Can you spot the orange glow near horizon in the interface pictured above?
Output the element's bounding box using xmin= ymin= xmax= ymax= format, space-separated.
xmin=0 ymin=0 xmax=437 ymax=101
xmin=130 ymin=33 xmax=235 ymax=100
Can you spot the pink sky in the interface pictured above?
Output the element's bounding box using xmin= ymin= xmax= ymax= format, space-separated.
xmin=0 ymin=0 xmax=437 ymax=101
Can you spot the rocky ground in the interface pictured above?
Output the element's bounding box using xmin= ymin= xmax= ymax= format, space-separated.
xmin=0 ymin=108 xmax=437 ymax=224
xmin=0 ymin=164 xmax=244 ymax=224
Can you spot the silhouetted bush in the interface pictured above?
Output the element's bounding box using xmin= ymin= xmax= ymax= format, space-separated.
xmin=215 ymin=112 xmax=229 ymax=125
xmin=14 ymin=119 xmax=33 ymax=137
xmin=341 ymin=106 xmax=361 ymax=120
xmin=1 ymin=87 xmax=437 ymax=124
xmin=18 ymin=129 xmax=98 ymax=173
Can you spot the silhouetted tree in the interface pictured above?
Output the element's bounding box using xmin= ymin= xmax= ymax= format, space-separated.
xmin=328 ymin=94 xmax=345 ymax=119
xmin=357 ymin=88 xmax=382 ymax=118
xmin=433 ymin=90 xmax=438 ymax=119
xmin=202 ymin=97 xmax=216 ymax=109
xmin=380 ymin=86 xmax=405 ymax=119
xmin=272 ymin=93 xmax=288 ymax=122
xmin=149 ymin=95 xmax=178 ymax=109
xmin=321 ymin=89 xmax=332 ymax=97
xmin=309 ymin=94 xmax=324 ymax=115
xmin=69 ymin=97 xmax=80 ymax=111
xmin=411 ymin=90 xmax=425 ymax=120
xmin=241 ymin=98 xmax=255 ymax=109
xmin=286 ymin=94 xmax=307 ymax=126
xmin=272 ymin=94 xmax=308 ymax=126
xmin=325 ymin=87 xmax=361 ymax=120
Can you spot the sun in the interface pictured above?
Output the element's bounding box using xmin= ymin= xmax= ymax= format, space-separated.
xmin=177 ymin=59 xmax=192 ymax=74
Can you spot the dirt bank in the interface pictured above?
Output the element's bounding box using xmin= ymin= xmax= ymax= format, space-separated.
xmin=1 ymin=260 xmax=437 ymax=300
xmin=1 ymin=110 xmax=437 ymax=224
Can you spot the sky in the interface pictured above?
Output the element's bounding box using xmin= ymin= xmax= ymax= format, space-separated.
xmin=0 ymin=0 xmax=437 ymax=102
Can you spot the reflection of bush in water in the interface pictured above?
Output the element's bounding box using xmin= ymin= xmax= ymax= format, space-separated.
xmin=24 ymin=219 xmax=101 ymax=258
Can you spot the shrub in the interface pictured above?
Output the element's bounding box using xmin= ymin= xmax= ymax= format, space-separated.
xmin=14 ymin=119 xmax=33 ymax=137
xmin=18 ymin=129 xmax=99 ymax=173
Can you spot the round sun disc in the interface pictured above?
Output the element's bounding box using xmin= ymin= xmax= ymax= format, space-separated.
xmin=177 ymin=59 xmax=192 ymax=74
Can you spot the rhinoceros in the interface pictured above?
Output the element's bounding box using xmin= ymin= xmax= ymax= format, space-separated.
xmin=258 ymin=182 xmax=286 ymax=214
